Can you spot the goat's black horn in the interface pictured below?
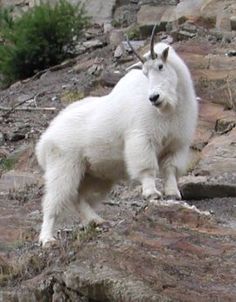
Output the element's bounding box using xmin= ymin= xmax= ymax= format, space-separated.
xmin=150 ymin=24 xmax=158 ymax=60
xmin=126 ymin=36 xmax=145 ymax=64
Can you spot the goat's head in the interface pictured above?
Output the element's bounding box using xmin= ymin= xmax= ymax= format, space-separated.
xmin=127 ymin=25 xmax=178 ymax=111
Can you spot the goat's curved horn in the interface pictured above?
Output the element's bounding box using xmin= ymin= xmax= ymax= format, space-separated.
xmin=150 ymin=24 xmax=158 ymax=60
xmin=126 ymin=36 xmax=145 ymax=64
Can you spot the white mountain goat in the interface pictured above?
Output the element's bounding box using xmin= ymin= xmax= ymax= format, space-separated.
xmin=36 ymin=27 xmax=198 ymax=246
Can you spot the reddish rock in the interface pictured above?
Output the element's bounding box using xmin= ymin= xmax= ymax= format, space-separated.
xmin=62 ymin=202 xmax=236 ymax=302
xmin=195 ymin=127 xmax=236 ymax=176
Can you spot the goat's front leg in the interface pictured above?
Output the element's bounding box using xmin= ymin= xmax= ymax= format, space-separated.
xmin=163 ymin=165 xmax=181 ymax=200
xmin=161 ymin=147 xmax=189 ymax=200
xmin=124 ymin=133 xmax=162 ymax=200
xmin=140 ymin=174 xmax=162 ymax=199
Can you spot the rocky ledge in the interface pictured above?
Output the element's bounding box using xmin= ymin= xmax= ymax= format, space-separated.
xmin=1 ymin=198 xmax=236 ymax=302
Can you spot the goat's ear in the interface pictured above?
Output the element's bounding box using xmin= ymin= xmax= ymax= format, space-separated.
xmin=161 ymin=47 xmax=169 ymax=62
xmin=126 ymin=62 xmax=143 ymax=71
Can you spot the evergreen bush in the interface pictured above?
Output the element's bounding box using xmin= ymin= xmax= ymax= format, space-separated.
xmin=0 ymin=1 xmax=89 ymax=86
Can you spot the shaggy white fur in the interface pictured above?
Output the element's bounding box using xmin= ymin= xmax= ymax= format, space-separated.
xmin=36 ymin=42 xmax=198 ymax=246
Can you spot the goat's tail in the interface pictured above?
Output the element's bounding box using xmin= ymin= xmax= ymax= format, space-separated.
xmin=35 ymin=136 xmax=56 ymax=171
xmin=35 ymin=138 xmax=46 ymax=170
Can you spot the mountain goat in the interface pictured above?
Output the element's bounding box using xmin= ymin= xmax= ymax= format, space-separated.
xmin=36 ymin=27 xmax=198 ymax=246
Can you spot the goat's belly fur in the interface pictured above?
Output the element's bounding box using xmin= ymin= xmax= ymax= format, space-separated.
xmin=86 ymin=158 xmax=127 ymax=181
xmin=86 ymin=145 xmax=127 ymax=181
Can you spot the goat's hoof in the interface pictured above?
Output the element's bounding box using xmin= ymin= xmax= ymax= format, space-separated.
xmin=143 ymin=189 xmax=162 ymax=200
xmin=39 ymin=237 xmax=58 ymax=248
xmin=165 ymin=191 xmax=182 ymax=201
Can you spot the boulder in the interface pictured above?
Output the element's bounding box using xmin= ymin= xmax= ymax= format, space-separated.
xmin=139 ymin=0 xmax=177 ymax=5
xmin=82 ymin=39 xmax=104 ymax=50
xmin=109 ymin=29 xmax=124 ymax=49
xmin=137 ymin=5 xmax=176 ymax=32
xmin=113 ymin=3 xmax=138 ymax=27
xmin=73 ymin=58 xmax=98 ymax=73
xmin=99 ymin=71 xmax=124 ymax=87
xmin=180 ymin=175 xmax=236 ymax=200
xmin=194 ymin=68 xmax=236 ymax=109
xmin=215 ymin=116 xmax=236 ymax=134
xmin=0 ymin=133 xmax=5 ymax=146
xmin=80 ymin=0 xmax=117 ymax=25
xmin=191 ymin=100 xmax=233 ymax=151
xmin=195 ymin=128 xmax=236 ymax=176
xmin=230 ymin=16 xmax=236 ymax=30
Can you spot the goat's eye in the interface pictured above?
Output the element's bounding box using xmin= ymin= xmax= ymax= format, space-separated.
xmin=159 ymin=64 xmax=163 ymax=70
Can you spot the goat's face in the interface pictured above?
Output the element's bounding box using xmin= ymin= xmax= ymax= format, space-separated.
xmin=142 ymin=49 xmax=178 ymax=111
xmin=126 ymin=25 xmax=178 ymax=112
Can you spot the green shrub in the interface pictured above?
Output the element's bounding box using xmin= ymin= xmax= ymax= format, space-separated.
xmin=0 ymin=1 xmax=89 ymax=86
xmin=127 ymin=25 xmax=141 ymax=40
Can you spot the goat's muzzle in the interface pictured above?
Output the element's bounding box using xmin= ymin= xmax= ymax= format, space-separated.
xmin=149 ymin=94 xmax=162 ymax=107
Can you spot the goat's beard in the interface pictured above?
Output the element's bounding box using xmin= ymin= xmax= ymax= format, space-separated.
xmin=158 ymin=94 xmax=177 ymax=114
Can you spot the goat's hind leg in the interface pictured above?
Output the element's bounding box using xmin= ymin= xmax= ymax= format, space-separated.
xmin=77 ymin=176 xmax=112 ymax=227
xmin=39 ymin=159 xmax=83 ymax=247
xmin=77 ymin=198 xmax=105 ymax=226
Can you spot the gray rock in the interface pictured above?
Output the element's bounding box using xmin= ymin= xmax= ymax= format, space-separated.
xmin=103 ymin=22 xmax=113 ymax=34
xmin=75 ymin=44 xmax=87 ymax=54
xmin=180 ymin=22 xmax=197 ymax=34
xmin=137 ymin=5 xmax=174 ymax=26
xmin=80 ymin=0 xmax=117 ymax=25
xmin=137 ymin=5 xmax=177 ymax=35
xmin=173 ymin=30 xmax=196 ymax=40
xmin=180 ymin=176 xmax=236 ymax=200
xmin=109 ymin=29 xmax=124 ymax=49
xmin=87 ymin=64 xmax=103 ymax=76
xmin=16 ymin=94 xmax=34 ymax=104
xmin=6 ymin=131 xmax=25 ymax=142
xmin=140 ymin=0 xmax=177 ymax=5
xmin=123 ymin=40 xmax=145 ymax=52
xmin=226 ymin=50 xmax=236 ymax=57
xmin=100 ymin=71 xmax=124 ymax=87
xmin=230 ymin=16 xmax=236 ymax=31
xmin=0 ymin=132 xmax=5 ymax=146
xmin=113 ymin=3 xmax=138 ymax=27
xmin=83 ymin=39 xmax=104 ymax=50
xmin=73 ymin=58 xmax=97 ymax=73
xmin=215 ymin=117 xmax=236 ymax=134
xmin=114 ymin=44 xmax=124 ymax=58
xmin=6 ymin=123 xmax=30 ymax=142
xmin=84 ymin=27 xmax=102 ymax=39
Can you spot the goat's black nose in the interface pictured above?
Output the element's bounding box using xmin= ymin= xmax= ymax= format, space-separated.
xmin=149 ymin=94 xmax=160 ymax=103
